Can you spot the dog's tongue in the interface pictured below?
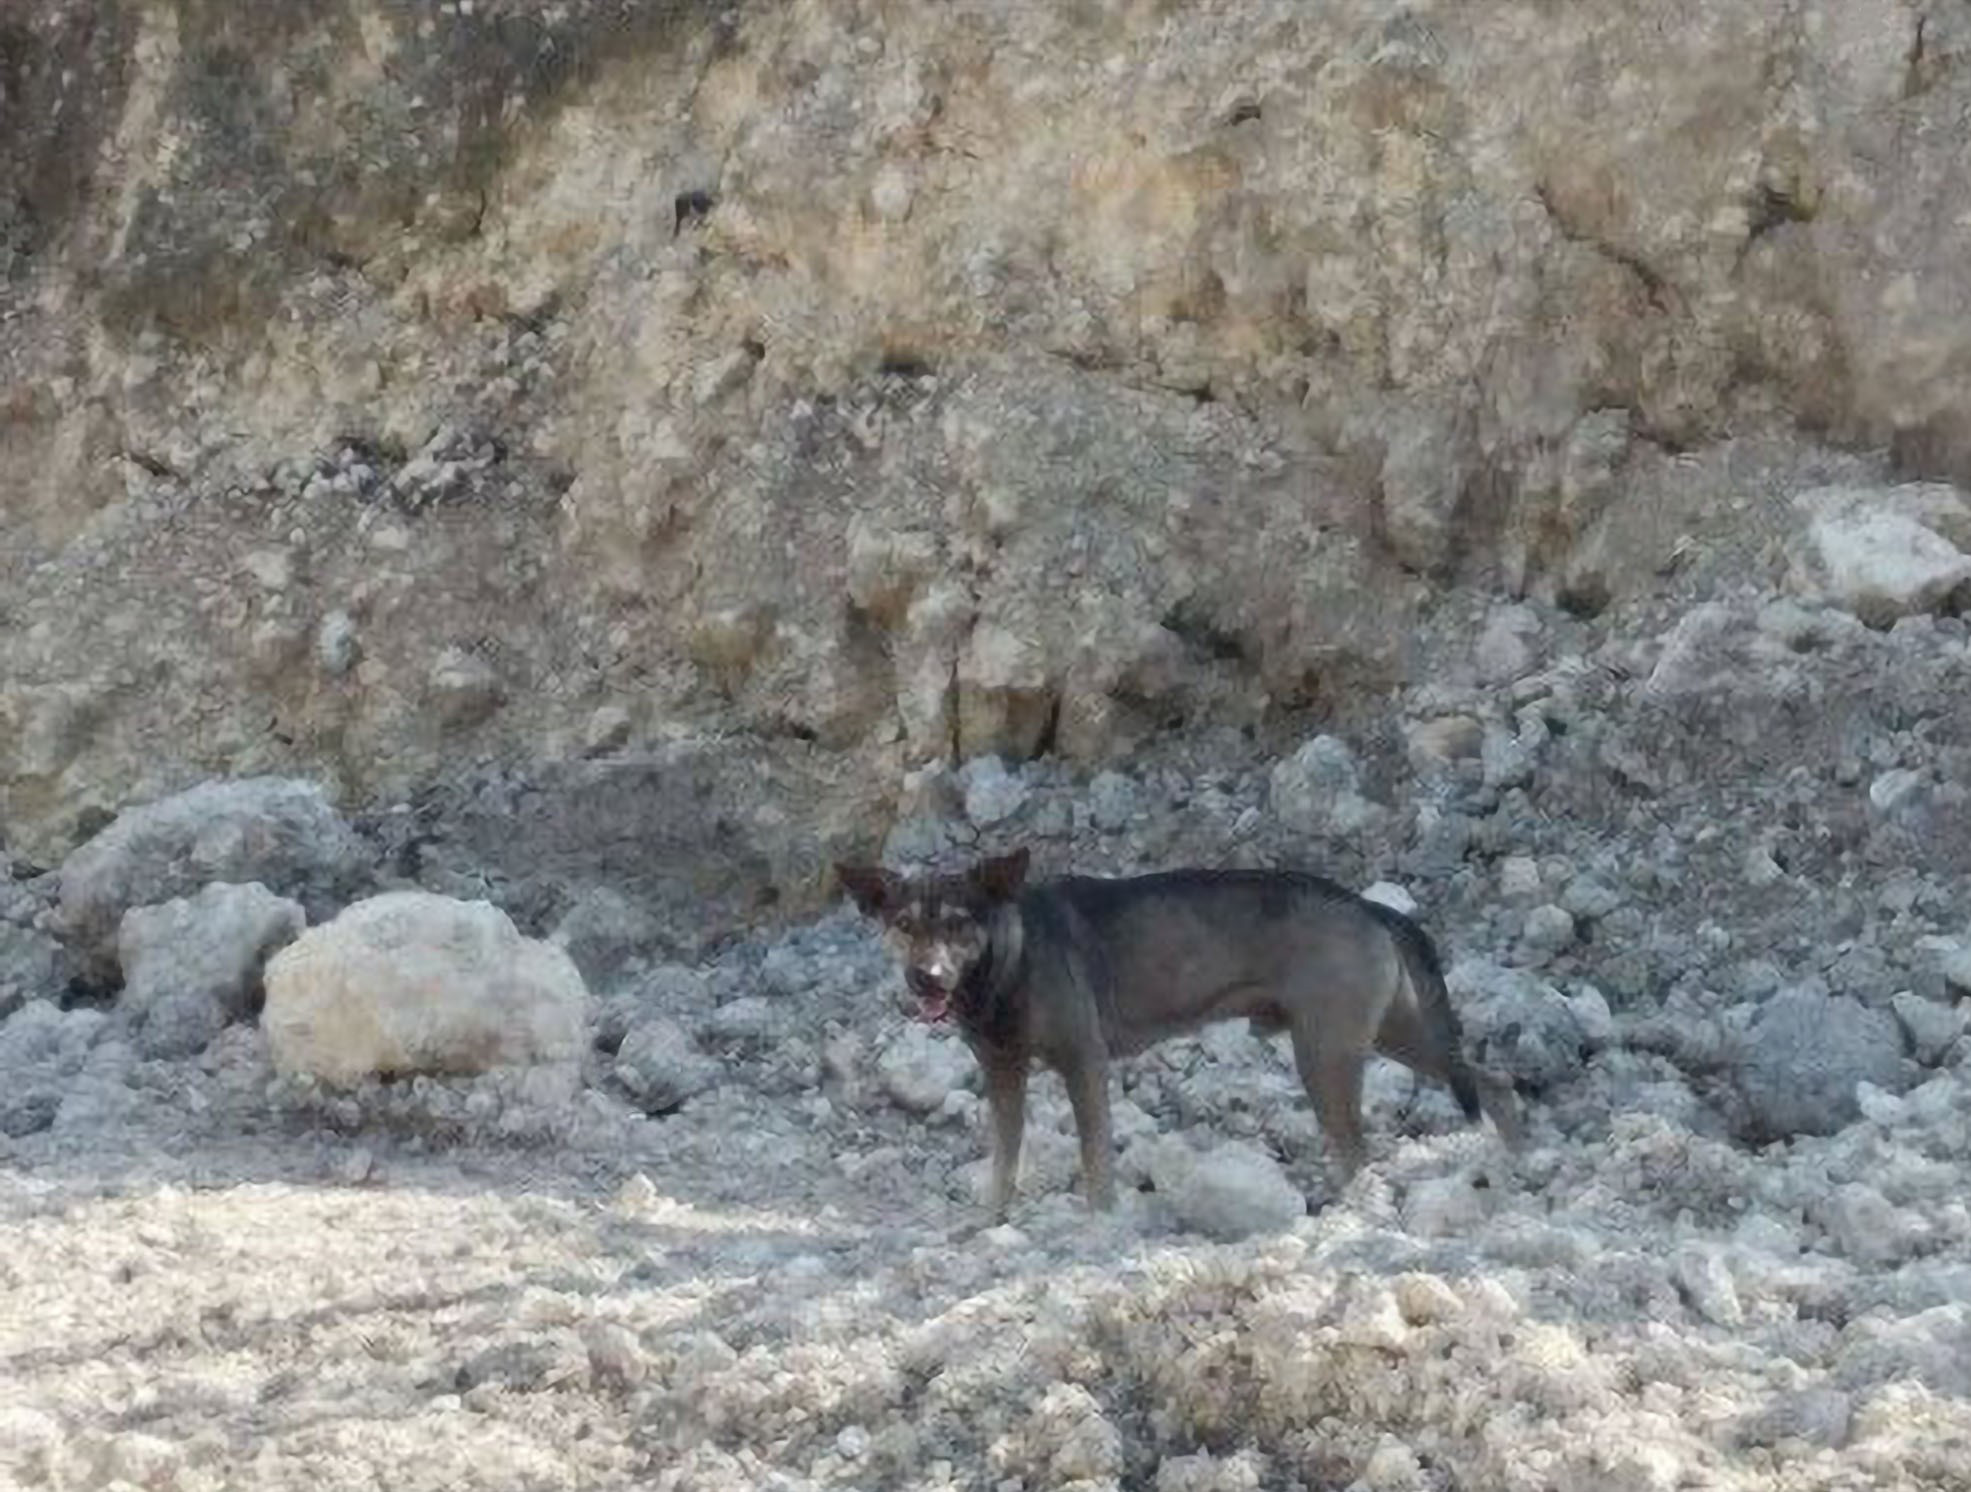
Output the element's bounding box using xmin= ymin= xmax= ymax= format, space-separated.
xmin=907 ymin=971 xmax=953 ymax=1023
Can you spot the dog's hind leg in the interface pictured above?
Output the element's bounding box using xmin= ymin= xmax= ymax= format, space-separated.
xmin=1373 ymin=998 xmax=1464 ymax=1104
xmin=1060 ymin=1055 xmax=1117 ymax=1212
xmin=983 ymin=1061 xmax=1028 ymax=1221
xmin=1374 ymin=999 xmax=1523 ymax=1146
xmin=1289 ymin=1020 xmax=1369 ymax=1181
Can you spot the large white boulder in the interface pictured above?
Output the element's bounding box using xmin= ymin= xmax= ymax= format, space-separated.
xmin=262 ymin=891 xmax=590 ymax=1086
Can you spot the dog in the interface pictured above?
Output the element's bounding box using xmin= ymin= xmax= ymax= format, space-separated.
xmin=836 ymin=847 xmax=1522 ymax=1219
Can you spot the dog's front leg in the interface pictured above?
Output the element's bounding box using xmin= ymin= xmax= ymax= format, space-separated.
xmin=1062 ymin=1057 xmax=1117 ymax=1211
xmin=983 ymin=1061 xmax=1028 ymax=1221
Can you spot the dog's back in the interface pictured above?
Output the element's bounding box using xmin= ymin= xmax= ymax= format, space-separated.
xmin=1025 ymin=869 xmax=1416 ymax=1052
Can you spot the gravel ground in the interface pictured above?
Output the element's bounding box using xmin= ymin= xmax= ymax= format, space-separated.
xmin=4 ymin=586 xmax=1970 ymax=1492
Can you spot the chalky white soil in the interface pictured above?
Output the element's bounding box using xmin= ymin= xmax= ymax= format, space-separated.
xmin=3 ymin=950 xmax=1967 ymax=1492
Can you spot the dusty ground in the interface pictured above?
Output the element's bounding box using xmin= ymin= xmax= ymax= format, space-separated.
xmin=4 ymin=584 xmax=1970 ymax=1492
xmin=6 ymin=5 xmax=1971 ymax=1487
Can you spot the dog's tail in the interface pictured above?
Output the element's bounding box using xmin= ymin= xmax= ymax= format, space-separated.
xmin=1365 ymin=901 xmax=1482 ymax=1124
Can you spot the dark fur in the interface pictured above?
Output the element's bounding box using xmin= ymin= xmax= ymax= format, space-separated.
xmin=838 ymin=851 xmax=1521 ymax=1218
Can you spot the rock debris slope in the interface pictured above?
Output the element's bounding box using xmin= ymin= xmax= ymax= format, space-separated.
xmin=4 ymin=577 xmax=1970 ymax=1489
xmin=5 ymin=0 xmax=1971 ymax=929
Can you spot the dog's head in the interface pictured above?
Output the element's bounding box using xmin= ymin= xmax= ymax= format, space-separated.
xmin=834 ymin=848 xmax=1031 ymax=1023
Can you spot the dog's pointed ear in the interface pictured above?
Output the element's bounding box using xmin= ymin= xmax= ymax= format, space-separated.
xmin=835 ymin=862 xmax=900 ymax=918
xmin=972 ymin=846 xmax=1031 ymax=902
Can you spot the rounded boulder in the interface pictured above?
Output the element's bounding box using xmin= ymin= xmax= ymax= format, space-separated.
xmin=262 ymin=891 xmax=590 ymax=1086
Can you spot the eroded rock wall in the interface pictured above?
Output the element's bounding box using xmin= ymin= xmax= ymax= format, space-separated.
xmin=3 ymin=0 xmax=1967 ymax=919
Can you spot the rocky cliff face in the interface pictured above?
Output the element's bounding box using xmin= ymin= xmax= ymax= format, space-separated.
xmin=3 ymin=0 xmax=1967 ymax=925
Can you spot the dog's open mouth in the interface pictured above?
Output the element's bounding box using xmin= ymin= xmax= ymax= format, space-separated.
xmin=906 ymin=969 xmax=954 ymax=1023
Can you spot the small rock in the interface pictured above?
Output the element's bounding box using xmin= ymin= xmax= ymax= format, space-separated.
xmin=1732 ymin=1212 xmax=1801 ymax=1257
xmin=1473 ymin=604 xmax=1541 ymax=684
xmin=1833 ymin=1302 xmax=1971 ymax=1397
xmin=1392 ymin=1274 xmax=1466 ymax=1325
xmin=883 ymin=813 xmax=957 ymax=865
xmin=693 ymin=346 xmax=757 ymax=407
xmin=1359 ymin=882 xmax=1418 ymax=917
xmin=1029 ymin=1382 xmax=1122 ymax=1483
xmin=241 ymin=547 xmax=292 ymax=591
xmin=1480 ymin=722 xmax=1536 ymax=791
xmin=1401 ymin=1173 xmax=1494 ymax=1238
xmin=117 ymin=882 xmax=306 ymax=1059
xmin=759 ymin=943 xmax=815 ymax=998
xmin=1378 ymin=400 xmax=1473 ymax=573
xmin=1857 ymin=1081 xmax=1906 ymax=1125
xmin=834 ymin=1424 xmax=872 ymax=1461
xmin=583 ymin=705 xmax=633 ymax=756
xmin=1449 ymin=960 xmax=1589 ymax=1088
xmin=456 ymin=1332 xmax=590 ymax=1394
xmin=262 ymin=891 xmax=590 ymax=1086
xmin=551 ymin=886 xmax=662 ymax=989
xmin=1559 ymin=873 xmax=1625 ymax=921
xmin=960 ymin=755 xmax=1029 ymax=826
xmin=636 ymin=962 xmax=712 ymax=1013
xmin=1086 ymin=770 xmax=1140 ymax=832
xmin=429 ymin=647 xmax=504 ymax=729
xmin=1939 ymin=943 xmax=1971 ymax=999
xmin=1743 ymin=845 xmax=1785 ymax=887
xmin=0 ymin=1406 xmax=64 ymax=1482
xmin=1406 ymin=715 xmax=1484 ymax=769
xmin=869 ymin=162 xmax=915 ymax=222
xmin=1360 ymin=1435 xmax=1427 ymax=1492
xmin=614 ymin=1016 xmax=716 ymax=1114
xmin=316 ymin=610 xmax=360 ymax=676
xmin=1890 ymin=990 xmax=1966 ymax=1064
xmin=1900 ymin=1074 xmax=1960 ymax=1126
xmin=613 ymin=1172 xmax=661 ymax=1213
xmin=877 ymin=1025 xmax=974 ymax=1115
xmin=1497 ymin=856 xmax=1542 ymax=903
xmin=699 ymin=995 xmax=779 ymax=1045
xmin=583 ymin=1321 xmax=649 ymax=1388
xmin=1333 ymin=1281 xmax=1411 ymax=1351
xmin=1811 ymin=1182 xmax=1924 ymax=1268
xmin=1868 ymin=768 xmax=1926 ymax=817
xmin=0 ymin=1001 xmax=106 ymax=1137
xmin=1672 ymin=1244 xmax=1743 ymax=1326
xmin=1519 ymin=904 xmax=1577 ymax=958
xmin=1735 ymin=985 xmax=1908 ymax=1141
xmin=1029 ymin=799 xmax=1074 ymax=838
xmin=1155 ymin=1449 xmax=1269 ymax=1492
xmin=1794 ymin=488 xmax=1971 ymax=628
xmin=0 ymin=923 xmax=68 ymax=1021
xmin=1565 ymin=984 xmax=1616 ymax=1045
xmin=1403 ymin=806 xmax=1474 ymax=878
xmin=821 ymin=1030 xmax=864 ymax=1087
xmin=1737 ymin=1389 xmax=1853 ymax=1451
xmin=1270 ymin=735 xmax=1382 ymax=836
xmin=337 ymin=1146 xmax=375 ymax=1184
xmin=1159 ymin=1139 xmax=1304 ymax=1242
